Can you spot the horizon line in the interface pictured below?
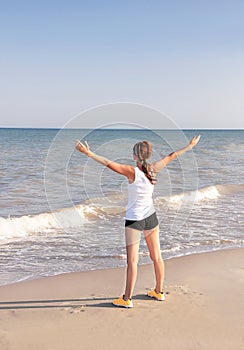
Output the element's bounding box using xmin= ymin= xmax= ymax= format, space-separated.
xmin=0 ymin=127 xmax=243 ymax=131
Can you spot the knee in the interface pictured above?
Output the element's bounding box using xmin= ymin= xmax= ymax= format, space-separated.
xmin=150 ymin=253 xmax=163 ymax=264
xmin=127 ymin=257 xmax=138 ymax=266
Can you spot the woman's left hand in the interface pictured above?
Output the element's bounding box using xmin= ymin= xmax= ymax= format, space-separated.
xmin=189 ymin=135 xmax=201 ymax=149
xmin=75 ymin=140 xmax=90 ymax=156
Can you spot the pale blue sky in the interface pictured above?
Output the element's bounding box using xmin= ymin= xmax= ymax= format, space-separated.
xmin=0 ymin=0 xmax=243 ymax=128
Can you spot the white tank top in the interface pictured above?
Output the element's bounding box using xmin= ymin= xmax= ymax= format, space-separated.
xmin=126 ymin=167 xmax=155 ymax=220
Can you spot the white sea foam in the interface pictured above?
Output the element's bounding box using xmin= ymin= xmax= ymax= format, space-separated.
xmin=156 ymin=185 xmax=220 ymax=205
xmin=0 ymin=205 xmax=85 ymax=241
xmin=158 ymin=184 xmax=244 ymax=205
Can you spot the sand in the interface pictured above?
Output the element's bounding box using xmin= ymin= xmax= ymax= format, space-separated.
xmin=0 ymin=248 xmax=243 ymax=350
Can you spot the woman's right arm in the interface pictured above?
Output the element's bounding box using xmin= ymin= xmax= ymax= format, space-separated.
xmin=75 ymin=140 xmax=135 ymax=181
xmin=76 ymin=140 xmax=111 ymax=166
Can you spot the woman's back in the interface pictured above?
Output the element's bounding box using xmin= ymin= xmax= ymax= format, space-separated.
xmin=126 ymin=167 xmax=155 ymax=221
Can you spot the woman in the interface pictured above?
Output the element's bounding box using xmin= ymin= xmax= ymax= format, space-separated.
xmin=75 ymin=134 xmax=200 ymax=308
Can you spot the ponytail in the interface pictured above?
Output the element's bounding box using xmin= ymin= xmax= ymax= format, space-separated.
xmin=133 ymin=141 xmax=157 ymax=185
xmin=141 ymin=160 xmax=157 ymax=185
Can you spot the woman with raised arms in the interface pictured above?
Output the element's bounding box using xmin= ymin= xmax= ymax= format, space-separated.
xmin=75 ymin=135 xmax=200 ymax=308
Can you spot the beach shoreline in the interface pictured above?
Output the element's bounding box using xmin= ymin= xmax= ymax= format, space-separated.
xmin=0 ymin=247 xmax=243 ymax=350
xmin=1 ymin=245 xmax=243 ymax=288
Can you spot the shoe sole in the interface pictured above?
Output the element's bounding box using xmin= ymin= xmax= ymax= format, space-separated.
xmin=112 ymin=302 xmax=133 ymax=308
xmin=147 ymin=294 xmax=165 ymax=301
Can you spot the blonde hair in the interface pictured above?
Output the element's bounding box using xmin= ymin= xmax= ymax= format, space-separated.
xmin=133 ymin=141 xmax=157 ymax=185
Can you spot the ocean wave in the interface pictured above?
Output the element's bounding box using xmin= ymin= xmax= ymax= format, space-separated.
xmin=1 ymin=183 xmax=243 ymax=241
xmin=156 ymin=183 xmax=244 ymax=205
xmin=215 ymin=184 xmax=244 ymax=195
xmin=0 ymin=205 xmax=85 ymax=241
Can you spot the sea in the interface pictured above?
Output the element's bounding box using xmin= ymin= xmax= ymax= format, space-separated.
xmin=0 ymin=128 xmax=243 ymax=286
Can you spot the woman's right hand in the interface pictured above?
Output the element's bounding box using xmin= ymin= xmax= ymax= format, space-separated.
xmin=75 ymin=140 xmax=90 ymax=156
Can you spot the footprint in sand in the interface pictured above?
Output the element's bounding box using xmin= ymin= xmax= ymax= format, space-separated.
xmin=60 ymin=303 xmax=86 ymax=313
xmin=68 ymin=305 xmax=86 ymax=314
xmin=168 ymin=285 xmax=203 ymax=297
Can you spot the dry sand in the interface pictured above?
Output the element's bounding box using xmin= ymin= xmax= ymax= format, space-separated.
xmin=0 ymin=248 xmax=243 ymax=350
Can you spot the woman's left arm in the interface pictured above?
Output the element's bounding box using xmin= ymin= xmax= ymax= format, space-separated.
xmin=151 ymin=135 xmax=201 ymax=172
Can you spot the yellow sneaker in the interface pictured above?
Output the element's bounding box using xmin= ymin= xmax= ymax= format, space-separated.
xmin=112 ymin=295 xmax=133 ymax=308
xmin=147 ymin=289 xmax=165 ymax=301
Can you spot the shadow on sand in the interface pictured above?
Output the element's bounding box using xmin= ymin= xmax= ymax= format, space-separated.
xmin=0 ymin=294 xmax=150 ymax=310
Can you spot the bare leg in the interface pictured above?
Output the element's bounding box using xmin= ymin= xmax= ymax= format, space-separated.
xmin=124 ymin=227 xmax=141 ymax=300
xmin=144 ymin=226 xmax=164 ymax=293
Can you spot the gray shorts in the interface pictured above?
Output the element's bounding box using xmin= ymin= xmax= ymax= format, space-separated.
xmin=125 ymin=212 xmax=159 ymax=231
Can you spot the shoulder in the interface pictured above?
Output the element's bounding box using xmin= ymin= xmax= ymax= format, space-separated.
xmin=107 ymin=162 xmax=135 ymax=180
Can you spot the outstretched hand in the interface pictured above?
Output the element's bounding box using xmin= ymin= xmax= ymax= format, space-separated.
xmin=189 ymin=135 xmax=201 ymax=149
xmin=75 ymin=140 xmax=90 ymax=156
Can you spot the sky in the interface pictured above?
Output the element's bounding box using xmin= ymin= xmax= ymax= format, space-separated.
xmin=0 ymin=0 xmax=243 ymax=129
